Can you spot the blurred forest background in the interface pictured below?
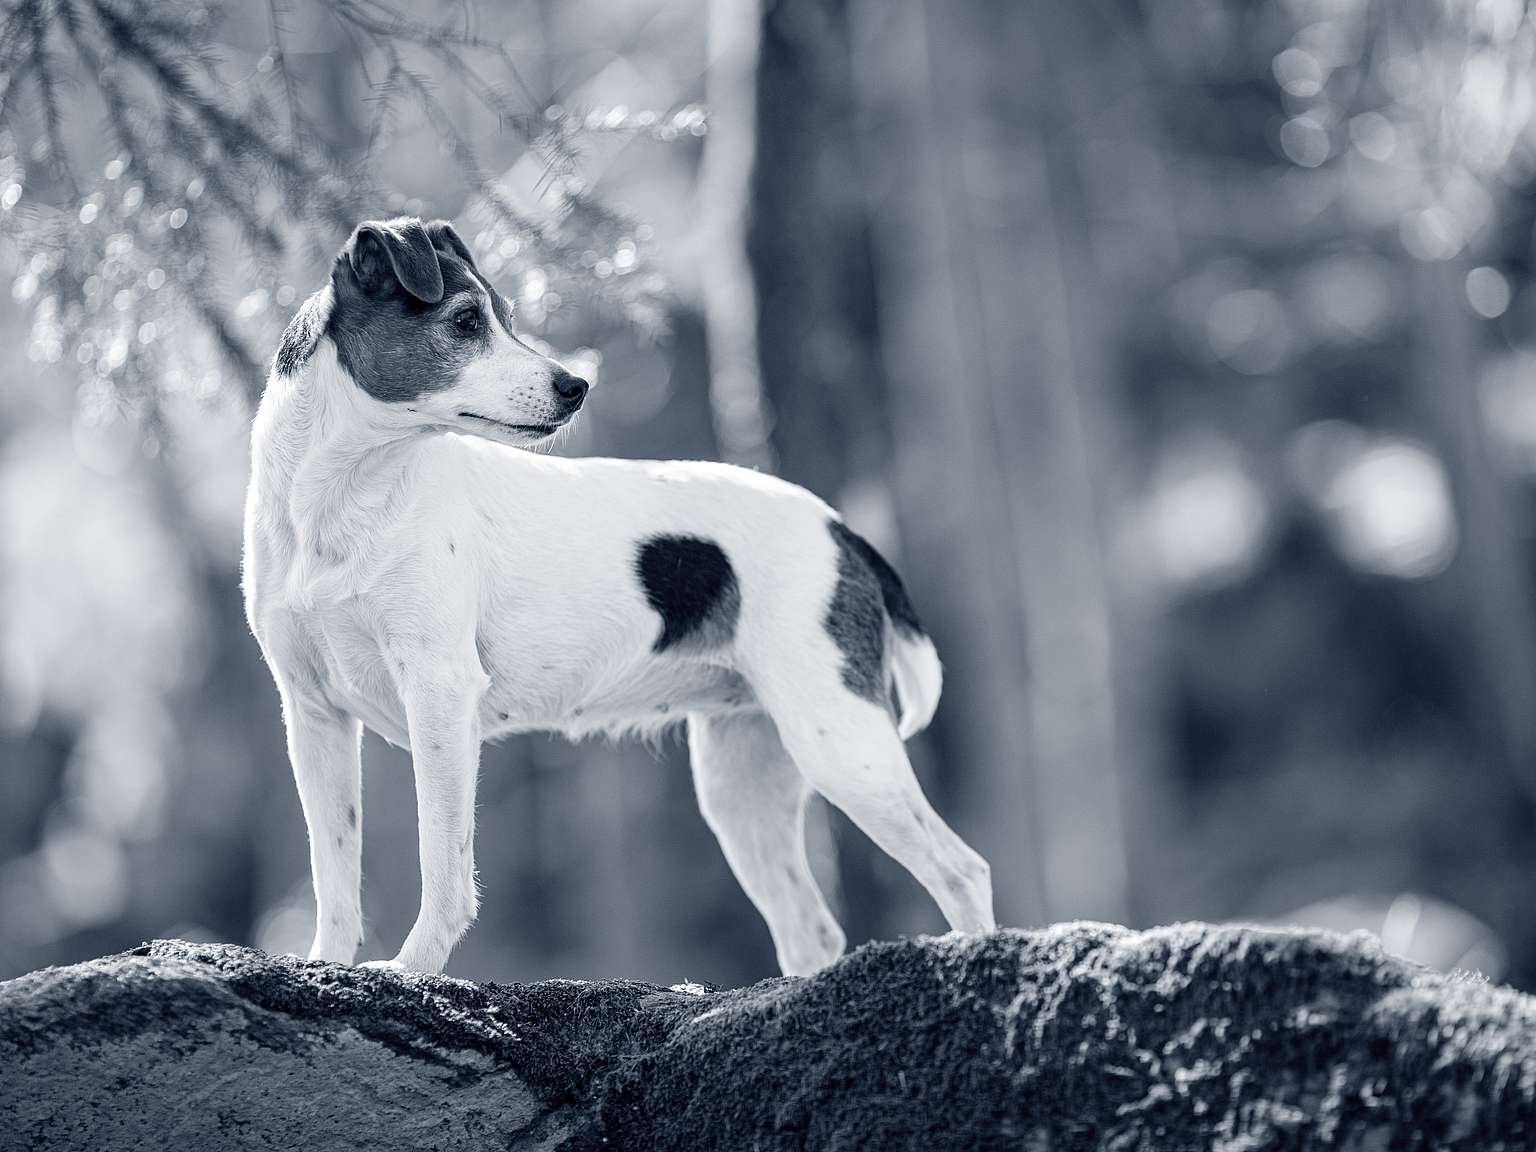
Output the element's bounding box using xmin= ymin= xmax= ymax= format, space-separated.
xmin=2 ymin=0 xmax=1534 ymax=990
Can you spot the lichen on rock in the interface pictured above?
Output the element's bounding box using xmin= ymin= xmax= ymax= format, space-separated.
xmin=3 ymin=923 xmax=1535 ymax=1150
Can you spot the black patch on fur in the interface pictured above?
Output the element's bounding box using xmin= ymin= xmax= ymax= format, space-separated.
xmin=828 ymin=520 xmax=923 ymax=636
xmin=324 ymin=217 xmax=519 ymax=403
xmin=272 ymin=290 xmax=328 ymax=377
xmin=637 ymin=536 xmax=741 ymax=653
xmin=826 ymin=530 xmax=887 ymax=701
xmin=825 ymin=520 xmax=927 ymax=701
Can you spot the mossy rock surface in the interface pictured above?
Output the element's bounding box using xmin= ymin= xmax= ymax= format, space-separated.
xmin=3 ymin=924 xmax=1535 ymax=1150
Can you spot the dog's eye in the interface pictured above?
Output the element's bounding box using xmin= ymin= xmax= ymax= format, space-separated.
xmin=452 ymin=307 xmax=481 ymax=335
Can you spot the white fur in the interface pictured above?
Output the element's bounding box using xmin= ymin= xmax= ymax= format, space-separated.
xmin=243 ymin=285 xmax=993 ymax=976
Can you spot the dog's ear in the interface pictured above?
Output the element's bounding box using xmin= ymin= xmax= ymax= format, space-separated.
xmin=425 ymin=219 xmax=477 ymax=269
xmin=342 ymin=218 xmax=445 ymax=303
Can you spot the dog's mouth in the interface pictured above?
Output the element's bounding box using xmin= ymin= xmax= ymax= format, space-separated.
xmin=457 ymin=412 xmax=565 ymax=438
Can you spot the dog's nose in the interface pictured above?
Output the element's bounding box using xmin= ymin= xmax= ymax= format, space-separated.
xmin=552 ymin=369 xmax=589 ymax=408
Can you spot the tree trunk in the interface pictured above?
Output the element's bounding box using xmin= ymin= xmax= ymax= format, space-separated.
xmin=847 ymin=0 xmax=1132 ymax=925
xmin=1410 ymin=258 xmax=1536 ymax=805
xmin=6 ymin=929 xmax=1535 ymax=1149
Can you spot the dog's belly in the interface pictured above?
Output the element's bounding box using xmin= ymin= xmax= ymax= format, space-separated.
xmin=482 ymin=659 xmax=758 ymax=740
xmin=286 ymin=589 xmax=761 ymax=748
xmin=310 ymin=614 xmax=758 ymax=747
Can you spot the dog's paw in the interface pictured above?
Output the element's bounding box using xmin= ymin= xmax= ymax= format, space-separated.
xmin=358 ymin=958 xmax=408 ymax=973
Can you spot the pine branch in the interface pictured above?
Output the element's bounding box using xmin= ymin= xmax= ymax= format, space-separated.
xmin=25 ymin=0 xmax=77 ymax=197
xmin=263 ymin=0 xmax=304 ymax=154
xmin=0 ymin=0 xmax=683 ymax=426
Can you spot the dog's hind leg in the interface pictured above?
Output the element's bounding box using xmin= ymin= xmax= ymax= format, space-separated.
xmin=750 ymin=667 xmax=994 ymax=936
xmin=373 ymin=666 xmax=484 ymax=974
xmin=279 ymin=688 xmax=364 ymax=963
xmin=689 ymin=710 xmax=846 ymax=975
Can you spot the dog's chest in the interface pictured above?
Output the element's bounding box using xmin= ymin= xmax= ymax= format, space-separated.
xmin=249 ymin=525 xmax=415 ymax=744
xmin=312 ymin=601 xmax=404 ymax=726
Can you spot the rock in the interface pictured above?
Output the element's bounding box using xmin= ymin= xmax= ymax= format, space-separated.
xmin=3 ymin=923 xmax=1535 ymax=1150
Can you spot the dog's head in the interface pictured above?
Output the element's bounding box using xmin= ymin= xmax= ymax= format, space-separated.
xmin=324 ymin=216 xmax=587 ymax=447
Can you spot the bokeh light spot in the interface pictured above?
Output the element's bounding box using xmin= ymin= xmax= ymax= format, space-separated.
xmin=1466 ymin=265 xmax=1511 ymax=318
xmin=1280 ymin=116 xmax=1331 ymax=168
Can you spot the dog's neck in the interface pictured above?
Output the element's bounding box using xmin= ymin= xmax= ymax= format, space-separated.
xmin=249 ymin=334 xmax=427 ymax=567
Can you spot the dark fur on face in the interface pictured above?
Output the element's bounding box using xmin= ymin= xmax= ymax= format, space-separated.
xmin=324 ymin=217 xmax=515 ymax=404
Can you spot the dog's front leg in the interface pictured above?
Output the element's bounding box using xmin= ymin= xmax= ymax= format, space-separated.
xmin=384 ymin=662 xmax=484 ymax=974
xmin=278 ymin=688 xmax=364 ymax=963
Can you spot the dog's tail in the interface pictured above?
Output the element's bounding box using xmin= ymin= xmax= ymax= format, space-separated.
xmin=889 ymin=624 xmax=943 ymax=740
xmin=833 ymin=522 xmax=944 ymax=738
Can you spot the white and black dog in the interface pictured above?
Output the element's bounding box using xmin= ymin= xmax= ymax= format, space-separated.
xmin=243 ymin=216 xmax=994 ymax=976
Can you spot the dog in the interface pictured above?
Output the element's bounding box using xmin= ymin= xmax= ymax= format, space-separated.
xmin=242 ymin=216 xmax=995 ymax=976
